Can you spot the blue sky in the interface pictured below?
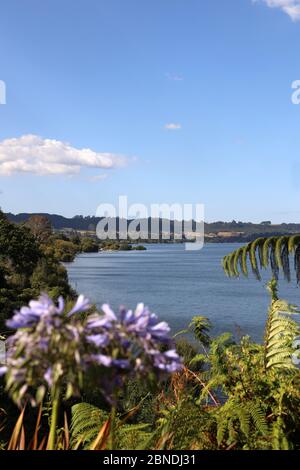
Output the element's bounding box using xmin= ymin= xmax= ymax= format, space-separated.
xmin=0 ymin=0 xmax=300 ymax=222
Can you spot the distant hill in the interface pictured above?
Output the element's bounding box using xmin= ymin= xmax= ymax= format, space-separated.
xmin=5 ymin=213 xmax=300 ymax=243
xmin=6 ymin=212 xmax=101 ymax=231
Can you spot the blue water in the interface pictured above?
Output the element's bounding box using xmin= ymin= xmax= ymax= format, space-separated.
xmin=66 ymin=243 xmax=300 ymax=342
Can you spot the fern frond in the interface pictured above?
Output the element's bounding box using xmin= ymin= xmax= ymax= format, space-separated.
xmin=249 ymin=238 xmax=265 ymax=279
xmin=240 ymin=245 xmax=249 ymax=276
xmin=264 ymin=299 xmax=300 ymax=371
xmin=248 ymin=403 xmax=268 ymax=436
xmin=223 ymin=234 xmax=300 ymax=283
xmin=189 ymin=316 xmax=211 ymax=347
xmin=236 ymin=405 xmax=250 ymax=437
xmin=70 ymin=403 xmax=109 ymax=449
xmin=216 ymin=401 xmax=268 ymax=448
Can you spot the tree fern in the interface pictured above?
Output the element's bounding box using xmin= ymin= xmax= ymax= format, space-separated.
xmin=223 ymin=234 xmax=300 ymax=283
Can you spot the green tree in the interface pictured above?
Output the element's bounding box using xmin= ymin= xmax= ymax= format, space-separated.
xmin=0 ymin=210 xmax=74 ymax=330
xmin=52 ymin=239 xmax=78 ymax=262
xmin=80 ymin=238 xmax=99 ymax=253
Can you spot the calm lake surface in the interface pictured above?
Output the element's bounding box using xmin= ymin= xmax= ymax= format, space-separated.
xmin=66 ymin=243 xmax=300 ymax=342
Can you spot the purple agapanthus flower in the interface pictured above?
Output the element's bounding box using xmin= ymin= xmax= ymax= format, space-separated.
xmin=6 ymin=294 xmax=61 ymax=329
xmin=84 ymin=302 xmax=182 ymax=397
xmin=2 ymin=294 xmax=182 ymax=407
xmin=2 ymin=294 xmax=91 ymax=406
xmin=90 ymin=353 xmax=113 ymax=367
xmin=86 ymin=333 xmax=109 ymax=347
xmin=68 ymin=294 xmax=91 ymax=316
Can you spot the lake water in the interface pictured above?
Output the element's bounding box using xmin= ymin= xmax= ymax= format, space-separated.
xmin=66 ymin=243 xmax=300 ymax=342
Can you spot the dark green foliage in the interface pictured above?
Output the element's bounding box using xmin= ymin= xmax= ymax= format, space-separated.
xmin=0 ymin=210 xmax=74 ymax=331
xmin=51 ymin=239 xmax=78 ymax=262
xmin=30 ymin=258 xmax=73 ymax=299
xmin=80 ymin=238 xmax=99 ymax=253
xmin=100 ymin=240 xmax=147 ymax=252
xmin=156 ymin=400 xmax=217 ymax=450
xmin=133 ymin=245 xmax=147 ymax=251
xmin=0 ymin=212 xmax=40 ymax=277
xmin=120 ymin=378 xmax=156 ymax=425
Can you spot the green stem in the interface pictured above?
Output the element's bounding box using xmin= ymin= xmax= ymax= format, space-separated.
xmin=264 ymin=278 xmax=278 ymax=371
xmin=109 ymin=404 xmax=117 ymax=450
xmin=47 ymin=387 xmax=60 ymax=450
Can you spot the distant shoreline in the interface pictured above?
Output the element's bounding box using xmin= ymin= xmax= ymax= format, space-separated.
xmin=6 ymin=212 xmax=300 ymax=244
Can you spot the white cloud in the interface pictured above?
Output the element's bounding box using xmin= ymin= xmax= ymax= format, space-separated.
xmin=164 ymin=123 xmax=182 ymax=130
xmin=254 ymin=0 xmax=300 ymax=21
xmin=0 ymin=135 xmax=126 ymax=176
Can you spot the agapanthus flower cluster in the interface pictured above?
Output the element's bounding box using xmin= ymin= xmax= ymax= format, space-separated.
xmin=83 ymin=303 xmax=182 ymax=398
xmin=0 ymin=294 xmax=90 ymax=406
xmin=0 ymin=294 xmax=182 ymax=406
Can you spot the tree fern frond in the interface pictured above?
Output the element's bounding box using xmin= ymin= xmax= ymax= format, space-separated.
xmin=275 ymin=236 xmax=286 ymax=268
xmin=275 ymin=237 xmax=291 ymax=281
xmin=222 ymin=255 xmax=230 ymax=277
xmin=294 ymin=244 xmax=300 ymax=285
xmin=222 ymin=234 xmax=300 ymax=283
xmin=288 ymin=234 xmax=300 ymax=253
xmin=233 ymin=247 xmax=243 ymax=278
xmin=240 ymin=245 xmax=249 ymax=276
xmin=225 ymin=252 xmax=236 ymax=277
xmin=249 ymin=238 xmax=264 ymax=280
xmin=262 ymin=237 xmax=274 ymax=267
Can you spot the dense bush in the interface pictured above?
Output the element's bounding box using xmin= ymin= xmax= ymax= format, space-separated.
xmin=0 ymin=210 xmax=74 ymax=330
xmin=80 ymin=238 xmax=99 ymax=253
